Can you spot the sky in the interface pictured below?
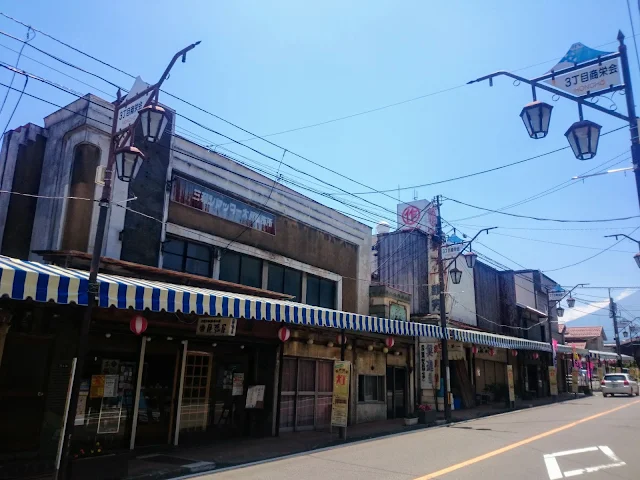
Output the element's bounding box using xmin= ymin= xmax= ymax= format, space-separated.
xmin=1 ymin=1 xmax=640 ymax=333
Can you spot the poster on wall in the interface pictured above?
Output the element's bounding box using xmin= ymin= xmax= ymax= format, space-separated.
xmin=232 ymin=373 xmax=245 ymax=396
xmin=90 ymin=375 xmax=105 ymax=399
xmin=245 ymin=385 xmax=265 ymax=409
xmin=419 ymin=341 xmax=440 ymax=390
xmin=171 ymin=175 xmax=276 ymax=235
xmin=331 ymin=361 xmax=351 ymax=428
xmin=103 ymin=375 xmax=119 ymax=398
xmin=549 ymin=366 xmax=558 ymax=396
xmin=75 ymin=382 xmax=90 ymax=426
xmin=507 ymin=365 xmax=515 ymax=402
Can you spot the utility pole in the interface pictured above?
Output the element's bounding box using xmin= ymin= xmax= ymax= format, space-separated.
xmin=435 ymin=195 xmax=451 ymax=422
xmin=610 ymin=288 xmax=623 ymax=369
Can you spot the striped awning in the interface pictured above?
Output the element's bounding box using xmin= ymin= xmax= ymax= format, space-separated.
xmin=0 ymin=255 xmax=549 ymax=351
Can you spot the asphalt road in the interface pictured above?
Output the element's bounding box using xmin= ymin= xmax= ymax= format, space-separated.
xmin=189 ymin=394 xmax=640 ymax=480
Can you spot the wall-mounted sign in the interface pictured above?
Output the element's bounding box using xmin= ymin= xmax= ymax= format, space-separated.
xmin=171 ymin=175 xmax=276 ymax=235
xmin=197 ymin=317 xmax=237 ymax=336
xmin=245 ymin=385 xmax=265 ymax=409
xmin=419 ymin=341 xmax=440 ymax=390
xmin=389 ymin=303 xmax=407 ymax=321
xmin=397 ymin=200 xmax=437 ymax=234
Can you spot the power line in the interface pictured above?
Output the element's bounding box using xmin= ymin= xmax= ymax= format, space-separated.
xmin=445 ymin=196 xmax=640 ymax=223
xmin=490 ymin=232 xmax=637 ymax=254
xmin=0 ymin=25 xmax=32 ymax=119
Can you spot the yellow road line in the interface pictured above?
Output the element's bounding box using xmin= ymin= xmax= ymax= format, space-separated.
xmin=414 ymin=399 xmax=640 ymax=480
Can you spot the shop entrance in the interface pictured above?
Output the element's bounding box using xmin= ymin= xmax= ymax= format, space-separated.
xmin=0 ymin=332 xmax=53 ymax=453
xmin=135 ymin=341 xmax=179 ymax=447
xmin=386 ymin=367 xmax=406 ymax=419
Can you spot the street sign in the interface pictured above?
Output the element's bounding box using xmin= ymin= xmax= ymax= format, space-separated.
xmin=397 ymin=200 xmax=437 ymax=234
xmin=116 ymin=76 xmax=152 ymax=134
xmin=548 ymin=285 xmax=566 ymax=302
xmin=544 ymin=43 xmax=621 ymax=97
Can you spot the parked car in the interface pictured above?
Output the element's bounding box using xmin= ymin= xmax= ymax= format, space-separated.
xmin=601 ymin=373 xmax=640 ymax=397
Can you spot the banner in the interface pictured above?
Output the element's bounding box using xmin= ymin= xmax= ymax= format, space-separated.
xmin=507 ymin=365 xmax=515 ymax=402
xmin=331 ymin=361 xmax=351 ymax=428
xmin=549 ymin=366 xmax=558 ymax=396
xmin=571 ymin=370 xmax=579 ymax=393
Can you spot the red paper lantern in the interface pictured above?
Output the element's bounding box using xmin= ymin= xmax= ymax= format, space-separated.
xmin=511 ymin=349 xmax=518 ymax=357
xmin=471 ymin=345 xmax=478 ymax=355
xmin=533 ymin=352 xmax=539 ymax=360
xmin=384 ymin=336 xmax=395 ymax=349
xmin=130 ymin=315 xmax=148 ymax=335
xmin=488 ymin=348 xmax=495 ymax=357
xmin=278 ymin=326 xmax=291 ymax=342
xmin=336 ymin=333 xmax=347 ymax=345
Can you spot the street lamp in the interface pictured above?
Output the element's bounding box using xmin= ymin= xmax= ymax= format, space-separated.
xmin=520 ymin=101 xmax=553 ymax=139
xmin=468 ymin=31 xmax=640 ymax=210
xmin=463 ymin=250 xmax=478 ymax=268
xmin=56 ymin=42 xmax=200 ymax=480
xmin=450 ymin=263 xmax=463 ymax=284
xmin=604 ymin=234 xmax=640 ymax=269
xmin=139 ymin=104 xmax=169 ymax=142
xmin=557 ymin=306 xmax=565 ymax=318
xmin=567 ymin=296 xmax=576 ymax=308
xmin=115 ymin=146 xmax=145 ymax=183
xmin=565 ymin=120 xmax=602 ymax=160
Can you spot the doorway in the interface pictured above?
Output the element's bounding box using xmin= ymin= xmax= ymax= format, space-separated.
xmin=386 ymin=367 xmax=407 ymax=419
xmin=0 ymin=332 xmax=53 ymax=453
xmin=135 ymin=341 xmax=179 ymax=447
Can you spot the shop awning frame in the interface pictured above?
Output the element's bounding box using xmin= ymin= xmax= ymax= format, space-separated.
xmin=0 ymin=255 xmax=551 ymax=351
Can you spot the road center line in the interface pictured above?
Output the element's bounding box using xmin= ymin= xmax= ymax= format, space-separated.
xmin=414 ymin=400 xmax=640 ymax=480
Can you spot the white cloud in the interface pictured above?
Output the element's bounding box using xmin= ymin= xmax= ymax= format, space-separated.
xmin=560 ymin=289 xmax=636 ymax=324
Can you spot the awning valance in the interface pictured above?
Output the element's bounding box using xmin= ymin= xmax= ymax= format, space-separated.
xmin=0 ymin=255 xmax=549 ymax=351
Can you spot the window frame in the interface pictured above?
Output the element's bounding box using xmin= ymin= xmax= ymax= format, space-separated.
xmin=357 ymin=374 xmax=385 ymax=403
xmin=218 ymin=250 xmax=263 ymax=288
xmin=305 ymin=274 xmax=336 ymax=309
xmin=162 ymin=236 xmax=213 ymax=277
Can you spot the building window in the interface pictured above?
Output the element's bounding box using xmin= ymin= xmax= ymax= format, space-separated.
xmin=163 ymin=237 xmax=212 ymax=277
xmin=306 ymin=274 xmax=336 ymax=308
xmin=219 ymin=251 xmax=262 ymax=288
xmin=268 ymin=264 xmax=302 ymax=301
xmin=358 ymin=375 xmax=385 ymax=402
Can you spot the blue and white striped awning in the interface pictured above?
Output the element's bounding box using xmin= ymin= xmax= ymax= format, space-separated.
xmin=0 ymin=255 xmax=549 ymax=351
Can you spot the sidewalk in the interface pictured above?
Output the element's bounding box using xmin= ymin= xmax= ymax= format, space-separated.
xmin=124 ymin=392 xmax=584 ymax=480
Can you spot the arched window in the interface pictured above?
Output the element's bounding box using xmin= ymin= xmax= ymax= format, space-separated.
xmin=61 ymin=143 xmax=100 ymax=252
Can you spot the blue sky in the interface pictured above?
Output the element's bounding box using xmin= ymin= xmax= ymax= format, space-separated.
xmin=1 ymin=1 xmax=640 ymax=331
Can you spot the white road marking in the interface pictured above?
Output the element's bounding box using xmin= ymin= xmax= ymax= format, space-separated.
xmin=543 ymin=446 xmax=626 ymax=479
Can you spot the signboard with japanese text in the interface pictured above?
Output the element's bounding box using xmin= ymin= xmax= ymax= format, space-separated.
xmin=245 ymin=385 xmax=265 ymax=409
xmin=549 ymin=366 xmax=558 ymax=396
xmin=397 ymin=200 xmax=437 ymax=234
xmin=571 ymin=370 xmax=579 ymax=393
xmin=116 ymin=76 xmax=152 ymax=134
xmin=507 ymin=365 xmax=515 ymax=402
xmin=331 ymin=361 xmax=351 ymax=428
xmin=197 ymin=317 xmax=237 ymax=337
xmin=419 ymin=341 xmax=440 ymax=389
xmin=547 ymin=286 xmax=566 ymax=302
xmin=90 ymin=375 xmax=105 ymax=399
xmin=103 ymin=375 xmax=119 ymax=398
xmin=171 ymin=176 xmax=276 ymax=235
xmin=545 ymin=59 xmax=621 ymax=97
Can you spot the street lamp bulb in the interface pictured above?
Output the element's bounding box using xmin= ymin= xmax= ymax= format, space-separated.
xmin=450 ymin=267 xmax=462 ymax=285
xmin=567 ymin=296 xmax=575 ymax=308
xmin=115 ymin=146 xmax=145 ymax=183
xmin=557 ymin=306 xmax=565 ymax=318
xmin=463 ymin=251 xmax=477 ymax=269
xmin=139 ymin=104 xmax=169 ymax=143
xmin=519 ymin=101 xmax=553 ymax=139
xmin=565 ymin=119 xmax=602 ymax=160
xmin=634 ymin=252 xmax=640 ymax=269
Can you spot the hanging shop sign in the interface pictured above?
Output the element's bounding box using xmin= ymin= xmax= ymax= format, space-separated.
xmin=549 ymin=366 xmax=558 ymax=396
xmin=171 ymin=175 xmax=276 ymax=235
xmin=544 ymin=42 xmax=621 ymax=97
xmin=547 ymin=285 xmax=566 ymax=302
xmin=507 ymin=365 xmax=515 ymax=402
xmin=116 ymin=76 xmax=152 ymax=133
xmin=330 ymin=360 xmax=351 ymax=428
xmin=197 ymin=317 xmax=237 ymax=336
xmin=419 ymin=340 xmax=440 ymax=389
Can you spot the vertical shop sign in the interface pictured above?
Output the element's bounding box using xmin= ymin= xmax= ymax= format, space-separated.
xmin=571 ymin=370 xmax=579 ymax=393
xmin=549 ymin=366 xmax=558 ymax=396
xmin=331 ymin=361 xmax=351 ymax=428
xmin=419 ymin=341 xmax=440 ymax=389
xmin=232 ymin=373 xmax=244 ymax=396
xmin=507 ymin=365 xmax=515 ymax=402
